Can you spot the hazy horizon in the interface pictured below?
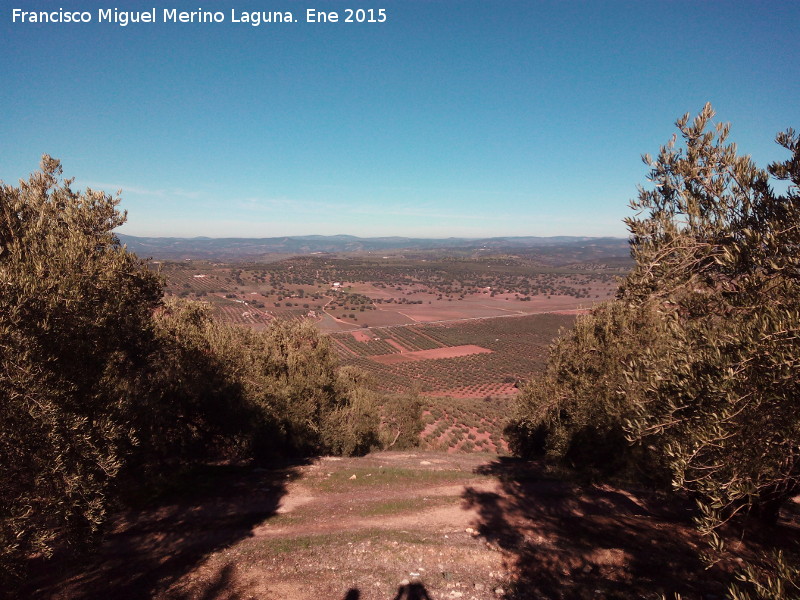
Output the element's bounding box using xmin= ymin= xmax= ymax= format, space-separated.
xmin=117 ymin=232 xmax=629 ymax=240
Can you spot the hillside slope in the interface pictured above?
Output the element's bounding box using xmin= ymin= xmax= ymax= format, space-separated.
xmin=25 ymin=451 xmax=796 ymax=600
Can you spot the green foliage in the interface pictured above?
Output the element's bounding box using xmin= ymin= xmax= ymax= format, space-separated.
xmin=137 ymin=298 xmax=259 ymax=469
xmin=622 ymin=108 xmax=800 ymax=595
xmin=326 ymin=366 xmax=381 ymax=455
xmin=0 ymin=157 xmax=162 ymax=584
xmin=727 ymin=551 xmax=800 ymax=600
xmin=623 ymin=106 xmax=800 ymax=529
xmin=511 ymin=105 xmax=800 ymax=594
xmin=381 ymin=391 xmax=424 ymax=450
xmin=0 ymin=158 xmax=381 ymax=590
xmin=148 ymin=301 xmax=380 ymax=459
xmin=512 ymin=105 xmax=800 ymax=512
xmin=508 ymin=300 xmax=671 ymax=482
xmin=246 ymin=318 xmax=378 ymax=456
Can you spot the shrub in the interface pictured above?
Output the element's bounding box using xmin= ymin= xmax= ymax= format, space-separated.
xmin=323 ymin=366 xmax=380 ymax=456
xmin=0 ymin=158 xmax=383 ymax=589
xmin=508 ymin=300 xmax=671 ymax=482
xmin=623 ymin=107 xmax=800 ymax=528
xmin=381 ymin=392 xmax=424 ymax=450
xmin=0 ymin=158 xmax=162 ymax=585
xmin=218 ymin=317 xmax=380 ymax=458
xmin=509 ymin=105 xmax=800 ymax=594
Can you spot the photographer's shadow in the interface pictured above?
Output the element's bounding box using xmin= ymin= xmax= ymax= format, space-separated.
xmin=342 ymin=581 xmax=433 ymax=600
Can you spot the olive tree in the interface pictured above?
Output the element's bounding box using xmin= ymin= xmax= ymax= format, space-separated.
xmin=508 ymin=105 xmax=799 ymax=596
xmin=0 ymin=158 xmax=383 ymax=589
xmin=509 ymin=299 xmax=672 ymax=483
xmin=623 ymin=105 xmax=800 ymax=531
xmin=509 ymin=105 xmax=799 ymax=596
xmin=0 ymin=157 xmax=162 ymax=583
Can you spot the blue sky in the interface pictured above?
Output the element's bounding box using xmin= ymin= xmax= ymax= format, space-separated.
xmin=2 ymin=1 xmax=798 ymax=238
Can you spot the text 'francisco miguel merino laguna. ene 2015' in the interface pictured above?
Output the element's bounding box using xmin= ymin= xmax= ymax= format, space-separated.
xmin=11 ymin=7 xmax=388 ymax=26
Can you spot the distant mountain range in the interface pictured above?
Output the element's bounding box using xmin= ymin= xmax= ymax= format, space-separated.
xmin=117 ymin=234 xmax=631 ymax=263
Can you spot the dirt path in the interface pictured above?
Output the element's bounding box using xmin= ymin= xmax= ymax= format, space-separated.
xmin=27 ymin=453 xmax=511 ymax=600
xmin=185 ymin=453 xmax=511 ymax=600
xmin=24 ymin=452 xmax=799 ymax=600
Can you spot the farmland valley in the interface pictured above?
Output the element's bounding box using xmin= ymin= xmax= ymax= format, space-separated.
xmin=156 ymin=240 xmax=630 ymax=453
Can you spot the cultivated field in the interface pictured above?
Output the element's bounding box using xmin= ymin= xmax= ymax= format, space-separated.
xmin=156 ymin=252 xmax=620 ymax=331
xmin=420 ymin=397 xmax=511 ymax=454
xmin=332 ymin=313 xmax=574 ymax=399
xmin=156 ymin=255 xmax=610 ymax=452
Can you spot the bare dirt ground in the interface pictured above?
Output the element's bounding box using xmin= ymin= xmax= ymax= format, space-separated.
xmin=316 ymin=290 xmax=601 ymax=333
xmin=24 ymin=452 xmax=800 ymax=600
xmin=351 ymin=330 xmax=373 ymax=342
xmin=385 ymin=339 xmax=406 ymax=352
xmin=370 ymin=346 xmax=492 ymax=365
xmin=369 ymin=295 xmax=589 ymax=326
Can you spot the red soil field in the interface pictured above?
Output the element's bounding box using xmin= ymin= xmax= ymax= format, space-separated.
xmin=369 ymin=344 xmax=492 ymax=364
xmin=385 ymin=339 xmax=406 ymax=352
xmin=350 ymin=330 xmax=372 ymax=342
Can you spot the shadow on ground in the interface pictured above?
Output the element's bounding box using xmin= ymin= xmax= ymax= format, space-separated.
xmin=462 ymin=457 xmax=737 ymax=599
xmin=23 ymin=459 xmax=310 ymax=600
xmin=342 ymin=582 xmax=433 ymax=600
